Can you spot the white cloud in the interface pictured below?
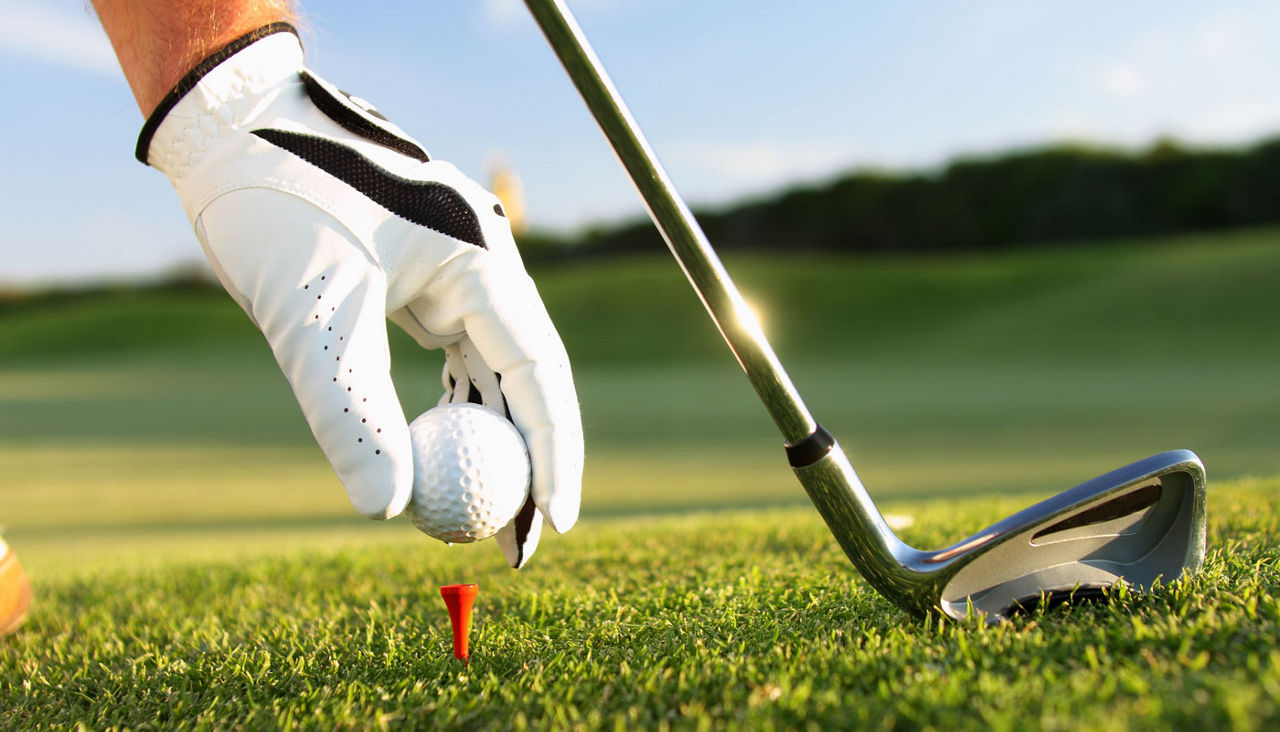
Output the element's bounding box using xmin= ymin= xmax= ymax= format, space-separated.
xmin=0 ymin=0 xmax=117 ymax=75
xmin=481 ymin=0 xmax=631 ymax=30
xmin=664 ymin=137 xmax=868 ymax=204
xmin=482 ymin=0 xmax=526 ymax=28
xmin=1097 ymin=4 xmax=1280 ymax=94
xmin=1185 ymin=98 xmax=1280 ymax=143
xmin=1101 ymin=64 xmax=1145 ymax=98
xmin=1069 ymin=2 xmax=1280 ymax=145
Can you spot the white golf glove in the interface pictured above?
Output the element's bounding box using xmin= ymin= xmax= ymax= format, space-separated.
xmin=137 ymin=24 xmax=583 ymax=568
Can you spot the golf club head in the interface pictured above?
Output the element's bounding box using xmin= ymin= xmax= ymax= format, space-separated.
xmin=793 ymin=442 xmax=1207 ymax=621
xmin=931 ymin=449 xmax=1207 ymax=620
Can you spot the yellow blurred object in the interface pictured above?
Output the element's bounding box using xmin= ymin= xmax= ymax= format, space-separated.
xmin=1 ymin=537 xmax=31 ymax=637
xmin=487 ymin=154 xmax=528 ymax=237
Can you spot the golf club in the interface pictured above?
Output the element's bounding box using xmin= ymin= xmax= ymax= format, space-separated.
xmin=524 ymin=0 xmax=1208 ymax=620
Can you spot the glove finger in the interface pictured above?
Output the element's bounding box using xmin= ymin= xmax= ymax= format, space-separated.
xmin=458 ymin=263 xmax=583 ymax=534
xmin=453 ymin=337 xmax=506 ymax=414
xmin=495 ymin=498 xmax=543 ymax=569
xmin=439 ymin=339 xmax=504 ymax=410
xmin=196 ymin=190 xmax=413 ymax=520
xmin=439 ymin=342 xmax=468 ymax=406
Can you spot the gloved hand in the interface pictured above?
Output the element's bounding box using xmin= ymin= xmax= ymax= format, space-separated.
xmin=137 ymin=24 xmax=583 ymax=568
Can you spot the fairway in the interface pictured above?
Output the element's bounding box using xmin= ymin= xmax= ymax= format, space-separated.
xmin=3 ymin=227 xmax=1280 ymax=726
xmin=4 ymin=478 xmax=1280 ymax=728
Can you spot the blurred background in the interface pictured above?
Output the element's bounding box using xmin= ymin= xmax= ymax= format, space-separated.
xmin=2 ymin=0 xmax=1277 ymax=575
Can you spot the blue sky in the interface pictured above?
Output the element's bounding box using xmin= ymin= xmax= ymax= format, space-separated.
xmin=3 ymin=0 xmax=1280 ymax=285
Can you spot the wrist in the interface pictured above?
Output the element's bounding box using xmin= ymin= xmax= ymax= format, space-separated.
xmin=138 ymin=24 xmax=303 ymax=171
xmin=92 ymin=1 xmax=299 ymax=115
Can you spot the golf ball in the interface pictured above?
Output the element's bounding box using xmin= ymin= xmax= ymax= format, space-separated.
xmin=406 ymin=403 xmax=530 ymax=544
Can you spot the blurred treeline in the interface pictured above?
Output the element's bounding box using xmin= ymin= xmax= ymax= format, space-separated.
xmin=521 ymin=136 xmax=1280 ymax=260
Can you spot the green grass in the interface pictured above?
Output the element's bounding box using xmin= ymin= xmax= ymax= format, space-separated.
xmin=4 ymin=476 xmax=1280 ymax=729
xmin=1 ymin=227 xmax=1276 ymax=488
xmin=2 ymin=227 xmax=1279 ymax=726
xmin=5 ymin=226 xmax=1279 ymax=368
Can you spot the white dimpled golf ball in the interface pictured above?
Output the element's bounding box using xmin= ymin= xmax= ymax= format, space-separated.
xmin=406 ymin=403 xmax=530 ymax=544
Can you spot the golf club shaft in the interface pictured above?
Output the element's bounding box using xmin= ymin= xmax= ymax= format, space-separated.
xmin=524 ymin=0 xmax=815 ymax=446
xmin=523 ymin=4 xmax=1208 ymax=620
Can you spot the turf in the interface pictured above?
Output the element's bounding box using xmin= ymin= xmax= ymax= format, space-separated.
xmin=2 ymin=227 xmax=1279 ymax=726
xmin=4 ymin=476 xmax=1279 ymax=729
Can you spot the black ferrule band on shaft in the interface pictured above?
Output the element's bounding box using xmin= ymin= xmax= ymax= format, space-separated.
xmin=785 ymin=424 xmax=836 ymax=468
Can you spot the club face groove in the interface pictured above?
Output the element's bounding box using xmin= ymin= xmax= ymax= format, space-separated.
xmin=1031 ymin=482 xmax=1163 ymax=543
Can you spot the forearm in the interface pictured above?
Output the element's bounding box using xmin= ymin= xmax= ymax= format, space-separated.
xmin=90 ymin=0 xmax=298 ymax=115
